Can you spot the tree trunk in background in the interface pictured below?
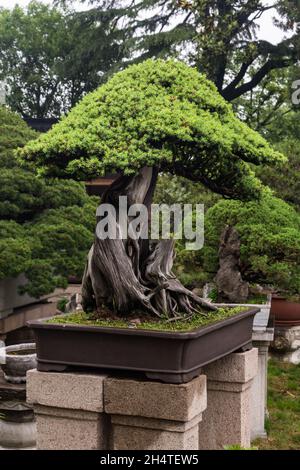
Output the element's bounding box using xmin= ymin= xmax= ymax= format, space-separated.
xmin=215 ymin=225 xmax=249 ymax=303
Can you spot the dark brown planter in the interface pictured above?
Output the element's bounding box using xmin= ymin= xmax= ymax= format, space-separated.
xmin=27 ymin=308 xmax=258 ymax=384
xmin=271 ymin=296 xmax=300 ymax=327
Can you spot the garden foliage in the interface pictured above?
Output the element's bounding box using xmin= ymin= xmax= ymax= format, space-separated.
xmin=204 ymin=194 xmax=300 ymax=295
xmin=0 ymin=106 xmax=97 ymax=297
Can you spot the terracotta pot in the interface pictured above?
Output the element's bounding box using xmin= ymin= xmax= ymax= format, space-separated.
xmin=271 ymin=296 xmax=300 ymax=327
xmin=28 ymin=308 xmax=258 ymax=384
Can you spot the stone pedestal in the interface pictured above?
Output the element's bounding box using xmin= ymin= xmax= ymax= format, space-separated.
xmin=251 ymin=328 xmax=274 ymax=440
xmin=27 ymin=370 xmax=108 ymax=450
xmin=105 ymin=376 xmax=207 ymax=450
xmin=198 ymin=348 xmax=258 ymax=450
xmin=272 ymin=326 xmax=300 ymax=365
xmin=27 ymin=370 xmax=207 ymax=450
xmin=27 ymin=350 xmax=259 ymax=450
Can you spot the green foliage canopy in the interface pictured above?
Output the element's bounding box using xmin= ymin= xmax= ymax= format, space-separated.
xmin=0 ymin=105 xmax=37 ymax=167
xmin=248 ymin=110 xmax=300 ymax=212
xmin=0 ymin=105 xmax=97 ymax=297
xmin=204 ymin=194 xmax=300 ymax=295
xmin=258 ymin=139 xmax=300 ymax=212
xmin=0 ymin=1 xmax=128 ymax=118
xmin=20 ymin=59 xmax=284 ymax=200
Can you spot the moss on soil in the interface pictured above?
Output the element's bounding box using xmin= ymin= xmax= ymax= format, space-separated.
xmin=47 ymin=307 xmax=248 ymax=332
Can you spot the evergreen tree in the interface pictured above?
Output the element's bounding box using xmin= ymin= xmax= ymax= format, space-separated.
xmin=0 ymin=105 xmax=97 ymax=296
xmin=73 ymin=0 xmax=300 ymax=101
xmin=0 ymin=1 xmax=130 ymax=118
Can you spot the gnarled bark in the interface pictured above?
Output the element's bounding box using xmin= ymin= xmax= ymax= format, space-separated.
xmin=215 ymin=225 xmax=249 ymax=303
xmin=82 ymin=167 xmax=217 ymax=319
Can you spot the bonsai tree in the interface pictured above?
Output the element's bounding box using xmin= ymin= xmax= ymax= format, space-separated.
xmin=20 ymin=59 xmax=284 ymax=318
xmin=204 ymin=193 xmax=300 ymax=297
xmin=0 ymin=105 xmax=97 ymax=297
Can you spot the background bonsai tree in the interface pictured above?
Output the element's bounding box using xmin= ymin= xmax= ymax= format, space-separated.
xmin=0 ymin=105 xmax=97 ymax=297
xmin=20 ymin=59 xmax=284 ymax=318
xmin=203 ymin=193 xmax=300 ymax=298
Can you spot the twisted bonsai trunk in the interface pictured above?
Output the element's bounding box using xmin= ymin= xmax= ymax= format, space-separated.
xmin=82 ymin=167 xmax=216 ymax=319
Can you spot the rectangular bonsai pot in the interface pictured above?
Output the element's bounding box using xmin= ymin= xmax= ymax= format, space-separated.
xmin=27 ymin=308 xmax=258 ymax=384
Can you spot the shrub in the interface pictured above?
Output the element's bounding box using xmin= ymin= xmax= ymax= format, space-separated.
xmin=258 ymin=139 xmax=300 ymax=211
xmin=203 ymin=193 xmax=300 ymax=295
xmin=0 ymin=105 xmax=97 ymax=297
